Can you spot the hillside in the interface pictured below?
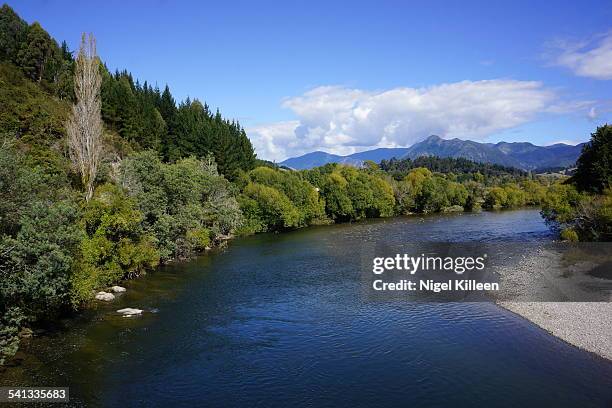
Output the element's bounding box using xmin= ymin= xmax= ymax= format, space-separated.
xmin=0 ymin=4 xmax=256 ymax=180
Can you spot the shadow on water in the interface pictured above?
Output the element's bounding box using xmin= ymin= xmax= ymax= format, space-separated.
xmin=2 ymin=209 xmax=612 ymax=408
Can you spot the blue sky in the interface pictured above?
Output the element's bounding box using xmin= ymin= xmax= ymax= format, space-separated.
xmin=11 ymin=0 xmax=612 ymax=160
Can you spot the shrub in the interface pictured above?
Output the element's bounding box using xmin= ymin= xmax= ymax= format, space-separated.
xmin=241 ymin=183 xmax=301 ymax=231
xmin=560 ymin=228 xmax=579 ymax=242
xmin=120 ymin=151 xmax=242 ymax=260
xmin=72 ymin=184 xmax=159 ymax=305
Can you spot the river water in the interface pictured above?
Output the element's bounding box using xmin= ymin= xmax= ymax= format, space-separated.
xmin=3 ymin=209 xmax=612 ymax=407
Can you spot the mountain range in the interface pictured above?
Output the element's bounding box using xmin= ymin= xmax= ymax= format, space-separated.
xmin=280 ymin=135 xmax=585 ymax=171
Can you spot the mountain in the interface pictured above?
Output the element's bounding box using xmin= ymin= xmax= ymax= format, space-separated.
xmin=403 ymin=135 xmax=514 ymax=166
xmin=280 ymin=148 xmax=409 ymax=169
xmin=280 ymin=151 xmax=347 ymax=169
xmin=280 ymin=135 xmax=585 ymax=171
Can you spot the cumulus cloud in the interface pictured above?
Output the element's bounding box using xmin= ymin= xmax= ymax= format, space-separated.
xmin=249 ymin=79 xmax=567 ymax=161
xmin=550 ymin=32 xmax=612 ymax=80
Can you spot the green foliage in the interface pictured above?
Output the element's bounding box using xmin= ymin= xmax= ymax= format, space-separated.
xmin=1 ymin=4 xmax=255 ymax=180
xmin=390 ymin=168 xmax=468 ymax=214
xmin=0 ymin=4 xmax=28 ymax=63
xmin=0 ymin=141 xmax=82 ymax=363
xmin=16 ymin=22 xmax=60 ymax=83
xmin=1 ymin=196 xmax=82 ymax=363
xmin=0 ymin=63 xmax=69 ymax=145
xmin=248 ymin=166 xmax=326 ymax=225
xmin=560 ymin=228 xmax=579 ymax=242
xmin=119 ymin=151 xmax=242 ymax=260
xmin=381 ymin=156 xmax=527 ymax=182
xmin=572 ymin=124 xmax=611 ymax=194
xmin=165 ymin=100 xmax=255 ymax=179
xmin=72 ymin=184 xmax=159 ymax=305
xmin=483 ymin=186 xmax=507 ymax=209
xmin=315 ymin=170 xmax=354 ymax=221
xmin=241 ymin=182 xmax=301 ymax=231
xmin=301 ymin=164 xmax=395 ymax=221
xmin=541 ymin=183 xmax=612 ymax=241
xmin=541 ymin=183 xmax=583 ymax=224
xmin=368 ymin=175 xmax=396 ymax=217
xmin=520 ymin=179 xmax=547 ymax=205
xmin=99 ymin=69 xmax=256 ymax=179
xmin=0 ymin=307 xmax=26 ymax=365
xmin=186 ymin=227 xmax=211 ymax=251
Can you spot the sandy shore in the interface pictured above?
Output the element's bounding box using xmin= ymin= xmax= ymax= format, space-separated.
xmin=493 ymin=245 xmax=612 ymax=361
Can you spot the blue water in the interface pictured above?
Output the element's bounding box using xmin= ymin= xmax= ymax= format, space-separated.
xmin=4 ymin=210 xmax=612 ymax=407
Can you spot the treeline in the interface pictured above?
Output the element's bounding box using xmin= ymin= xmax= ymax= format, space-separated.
xmin=229 ymin=161 xmax=550 ymax=235
xmin=540 ymin=125 xmax=611 ymax=241
xmin=101 ymin=71 xmax=255 ymax=179
xmin=0 ymin=4 xmax=256 ymax=180
xmin=380 ymin=156 xmax=527 ymax=182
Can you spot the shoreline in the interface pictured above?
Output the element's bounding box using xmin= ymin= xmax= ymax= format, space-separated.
xmin=498 ymin=302 xmax=612 ymax=362
xmin=493 ymin=245 xmax=612 ymax=362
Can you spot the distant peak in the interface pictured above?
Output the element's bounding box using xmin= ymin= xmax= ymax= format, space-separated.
xmin=425 ymin=135 xmax=442 ymax=142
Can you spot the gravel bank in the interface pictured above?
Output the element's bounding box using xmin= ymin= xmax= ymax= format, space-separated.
xmin=493 ymin=245 xmax=612 ymax=361
xmin=499 ymin=302 xmax=612 ymax=361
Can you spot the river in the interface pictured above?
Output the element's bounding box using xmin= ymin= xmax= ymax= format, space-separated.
xmin=3 ymin=209 xmax=612 ymax=407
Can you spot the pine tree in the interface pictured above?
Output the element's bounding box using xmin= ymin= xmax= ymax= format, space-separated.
xmin=16 ymin=22 xmax=58 ymax=82
xmin=572 ymin=124 xmax=612 ymax=193
xmin=0 ymin=4 xmax=28 ymax=63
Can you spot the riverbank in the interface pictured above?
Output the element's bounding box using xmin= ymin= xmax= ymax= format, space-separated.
xmin=499 ymin=302 xmax=612 ymax=361
xmin=493 ymin=245 xmax=612 ymax=361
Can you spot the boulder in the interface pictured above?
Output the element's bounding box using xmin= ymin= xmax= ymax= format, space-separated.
xmin=95 ymin=291 xmax=115 ymax=301
xmin=117 ymin=308 xmax=143 ymax=317
xmin=110 ymin=285 xmax=126 ymax=293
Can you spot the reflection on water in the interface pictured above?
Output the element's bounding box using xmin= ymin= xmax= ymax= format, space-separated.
xmin=3 ymin=210 xmax=612 ymax=407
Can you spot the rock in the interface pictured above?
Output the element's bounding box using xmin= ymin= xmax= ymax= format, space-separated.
xmin=110 ymin=285 xmax=126 ymax=293
xmin=95 ymin=291 xmax=115 ymax=301
xmin=117 ymin=308 xmax=143 ymax=317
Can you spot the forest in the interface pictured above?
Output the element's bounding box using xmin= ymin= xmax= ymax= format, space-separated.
xmin=0 ymin=4 xmax=610 ymax=365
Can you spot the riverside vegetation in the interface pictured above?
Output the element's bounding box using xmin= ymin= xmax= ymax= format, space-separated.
xmin=0 ymin=4 xmax=610 ymax=364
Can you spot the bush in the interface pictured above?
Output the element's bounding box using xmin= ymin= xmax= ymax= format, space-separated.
xmin=72 ymin=184 xmax=159 ymax=305
xmin=484 ymin=187 xmax=508 ymax=209
xmin=1 ymin=199 xmax=82 ymax=362
xmin=119 ymin=151 xmax=242 ymax=260
xmin=248 ymin=166 xmax=326 ymax=225
xmin=241 ymin=183 xmax=301 ymax=231
xmin=560 ymin=228 xmax=579 ymax=242
xmin=186 ymin=227 xmax=211 ymax=251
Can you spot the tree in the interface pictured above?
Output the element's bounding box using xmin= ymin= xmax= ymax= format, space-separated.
xmin=67 ymin=34 xmax=102 ymax=201
xmin=16 ymin=22 xmax=59 ymax=82
xmin=0 ymin=4 xmax=28 ymax=63
xmin=572 ymin=124 xmax=612 ymax=193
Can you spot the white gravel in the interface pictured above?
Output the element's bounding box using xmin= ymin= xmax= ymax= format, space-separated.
xmin=499 ymin=302 xmax=612 ymax=361
xmin=493 ymin=245 xmax=612 ymax=361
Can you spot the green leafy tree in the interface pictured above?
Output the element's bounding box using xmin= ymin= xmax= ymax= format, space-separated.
xmin=241 ymin=182 xmax=301 ymax=231
xmin=572 ymin=124 xmax=611 ymax=193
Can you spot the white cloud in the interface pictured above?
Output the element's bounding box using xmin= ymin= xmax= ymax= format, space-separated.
xmin=248 ymin=79 xmax=568 ymax=161
xmin=544 ymin=140 xmax=582 ymax=146
xmin=551 ymin=32 xmax=612 ymax=80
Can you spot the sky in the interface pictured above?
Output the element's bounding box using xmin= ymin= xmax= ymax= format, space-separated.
xmin=11 ymin=0 xmax=612 ymax=161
